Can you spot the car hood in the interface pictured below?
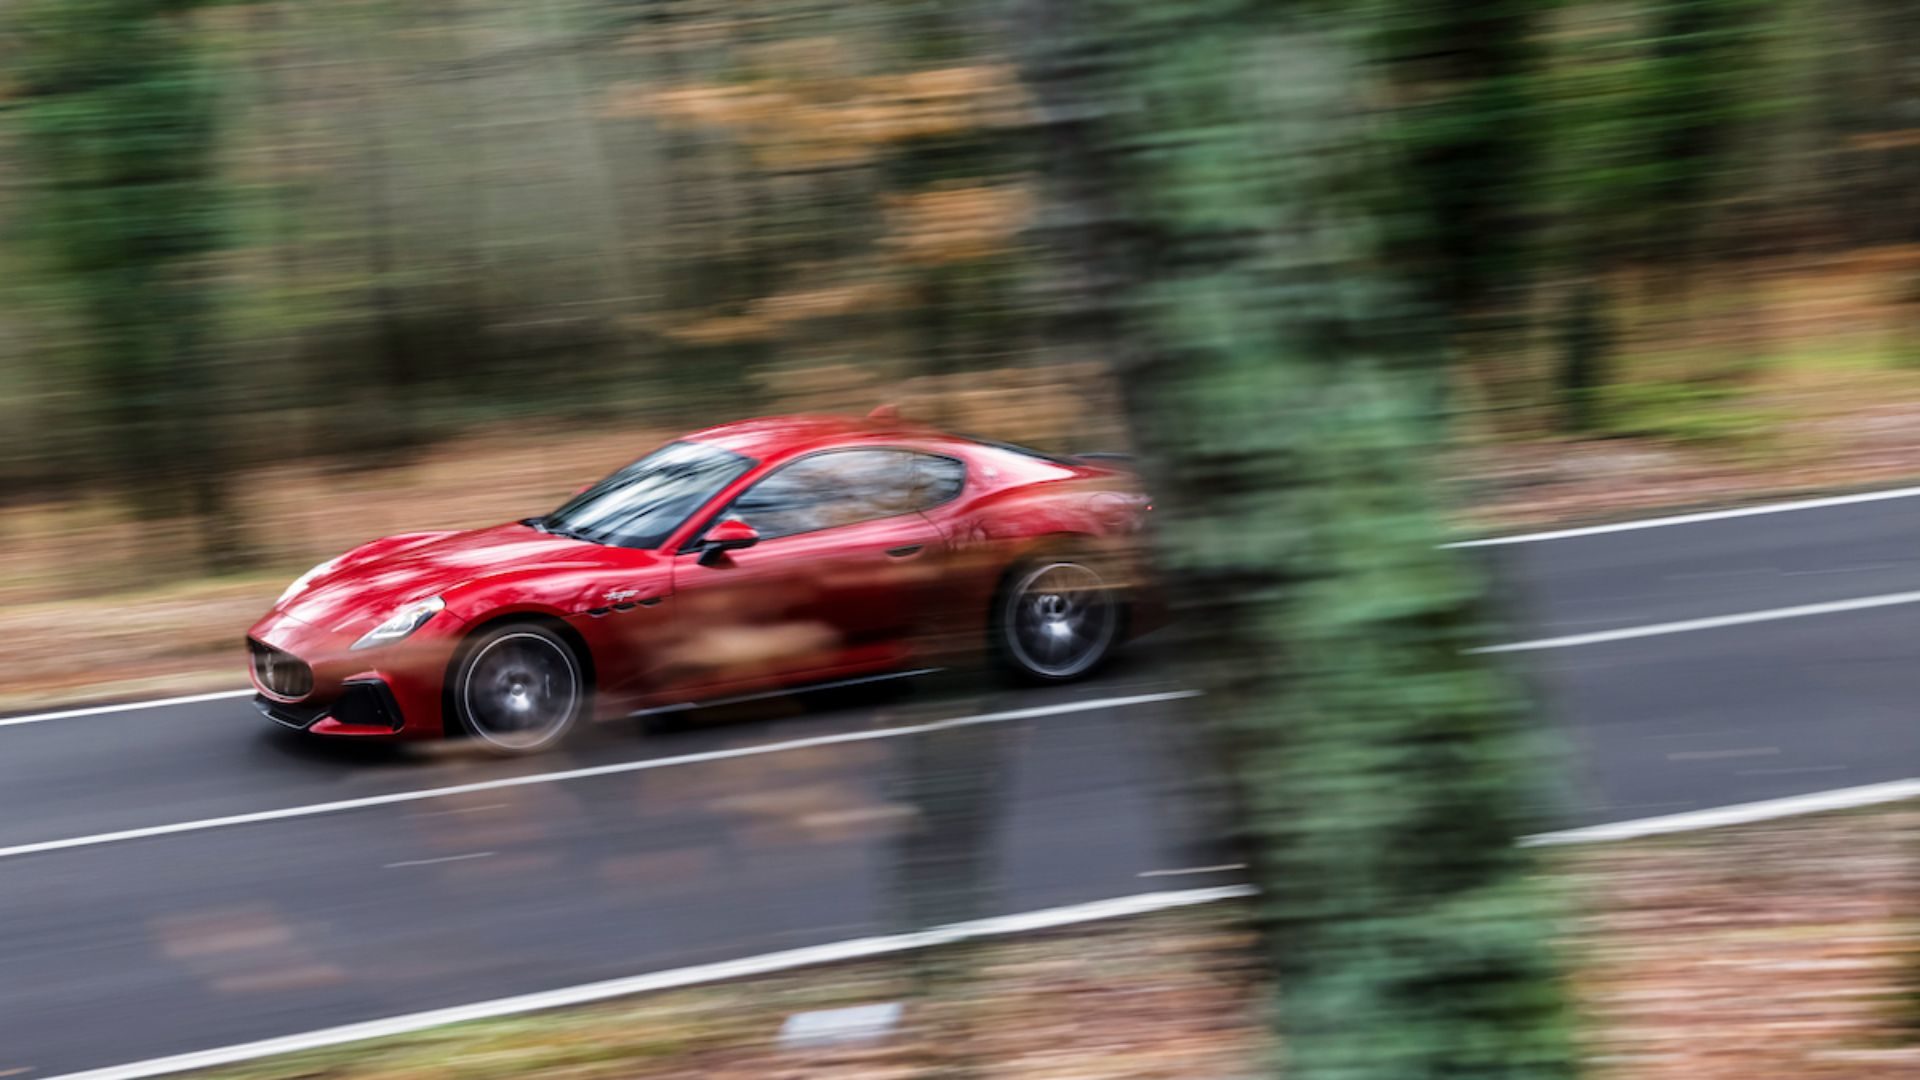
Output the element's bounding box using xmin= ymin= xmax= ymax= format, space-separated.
xmin=277 ymin=523 xmax=612 ymax=635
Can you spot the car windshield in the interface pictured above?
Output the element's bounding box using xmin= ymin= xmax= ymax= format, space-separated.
xmin=538 ymin=441 xmax=755 ymax=549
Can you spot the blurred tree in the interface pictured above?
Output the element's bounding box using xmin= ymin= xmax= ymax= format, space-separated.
xmin=0 ymin=0 xmax=1889 ymax=577
xmin=13 ymin=0 xmax=244 ymax=566
xmin=1015 ymin=2 xmax=1578 ymax=1077
xmin=1639 ymin=0 xmax=1769 ymax=285
xmin=1558 ymin=279 xmax=1614 ymax=432
xmin=1552 ymin=0 xmax=1769 ymax=421
xmin=1374 ymin=0 xmax=1542 ymax=340
xmin=890 ymin=716 xmax=1006 ymax=1077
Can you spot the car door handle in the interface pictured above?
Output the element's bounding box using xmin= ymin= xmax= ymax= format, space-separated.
xmin=886 ymin=545 xmax=924 ymax=559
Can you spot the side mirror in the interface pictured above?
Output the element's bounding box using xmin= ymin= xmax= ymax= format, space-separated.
xmin=699 ymin=519 xmax=761 ymax=566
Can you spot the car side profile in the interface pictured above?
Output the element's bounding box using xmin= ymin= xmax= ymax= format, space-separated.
xmin=247 ymin=411 xmax=1161 ymax=752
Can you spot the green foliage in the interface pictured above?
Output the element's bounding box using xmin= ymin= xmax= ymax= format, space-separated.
xmin=1369 ymin=0 xmax=1543 ymax=323
xmin=0 ymin=0 xmax=1893 ymax=511
xmin=1557 ymin=281 xmax=1612 ymax=432
xmin=1529 ymin=0 xmax=1777 ymax=430
xmin=1016 ymin=2 xmax=1578 ymax=1077
xmin=11 ymin=0 xmax=241 ymax=561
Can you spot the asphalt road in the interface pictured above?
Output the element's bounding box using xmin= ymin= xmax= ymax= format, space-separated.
xmin=0 ymin=672 xmax=1224 ymax=1075
xmin=9 ymin=488 xmax=1920 ymax=1074
xmin=1483 ymin=491 xmax=1920 ymax=822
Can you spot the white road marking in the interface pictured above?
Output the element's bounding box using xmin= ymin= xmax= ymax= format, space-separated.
xmin=1137 ymin=864 xmax=1246 ymax=878
xmin=38 ymin=885 xmax=1255 ymax=1080
xmin=1644 ymin=727 xmax=1753 ymax=741
xmin=383 ymin=852 xmax=495 ymax=869
xmin=1665 ymin=746 xmax=1779 ymax=762
xmin=0 ymin=690 xmax=1201 ymax=863
xmin=1445 ymin=483 xmax=1920 ymax=548
xmin=0 ymin=667 xmax=951 ymax=734
xmin=0 ymin=689 xmax=251 ymax=730
xmin=1736 ymin=765 xmax=1848 ymax=777
xmin=417 ymin=804 xmax=508 ymax=818
xmin=629 ymin=668 xmax=942 ymax=717
xmin=1522 ymin=778 xmax=1920 ymax=846
xmin=1576 ymin=801 xmax=1691 ymax=817
xmin=1782 ymin=562 xmax=1906 ymax=577
xmin=1473 ymin=589 xmax=1920 ymax=653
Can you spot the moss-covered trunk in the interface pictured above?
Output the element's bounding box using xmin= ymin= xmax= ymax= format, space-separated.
xmin=1013 ymin=3 xmax=1579 ymax=1076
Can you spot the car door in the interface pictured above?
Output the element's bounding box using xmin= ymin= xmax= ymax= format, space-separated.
xmin=664 ymin=449 xmax=945 ymax=696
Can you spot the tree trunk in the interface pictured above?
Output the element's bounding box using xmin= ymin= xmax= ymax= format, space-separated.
xmin=1013 ymin=3 xmax=1579 ymax=1077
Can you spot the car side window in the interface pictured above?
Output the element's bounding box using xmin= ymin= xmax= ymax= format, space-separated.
xmin=908 ymin=453 xmax=967 ymax=510
xmin=728 ymin=450 xmax=917 ymax=540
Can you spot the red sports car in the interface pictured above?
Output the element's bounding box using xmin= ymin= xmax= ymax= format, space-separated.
xmin=247 ymin=411 xmax=1161 ymax=752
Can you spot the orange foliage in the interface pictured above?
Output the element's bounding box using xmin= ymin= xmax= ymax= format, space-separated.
xmin=883 ymin=183 xmax=1035 ymax=266
xmin=648 ymin=281 xmax=912 ymax=346
xmin=604 ymin=63 xmax=1031 ymax=170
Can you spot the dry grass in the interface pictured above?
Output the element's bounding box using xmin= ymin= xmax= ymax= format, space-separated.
xmin=1567 ymin=806 xmax=1920 ymax=1079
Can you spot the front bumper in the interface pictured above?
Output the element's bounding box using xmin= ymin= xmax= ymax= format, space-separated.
xmin=247 ymin=607 xmax=460 ymax=739
xmin=253 ymin=679 xmax=406 ymax=736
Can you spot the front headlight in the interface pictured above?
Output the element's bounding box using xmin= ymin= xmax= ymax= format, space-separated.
xmin=278 ymin=556 xmax=342 ymax=607
xmin=351 ymin=596 xmax=446 ymax=651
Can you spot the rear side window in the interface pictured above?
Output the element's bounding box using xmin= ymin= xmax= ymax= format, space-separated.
xmin=908 ymin=453 xmax=967 ymax=509
xmin=728 ymin=450 xmax=917 ymax=540
xmin=960 ymin=435 xmax=1081 ymax=468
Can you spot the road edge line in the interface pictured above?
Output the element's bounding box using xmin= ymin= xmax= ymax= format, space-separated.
xmin=38 ymin=885 xmax=1256 ymax=1080
xmin=0 ymin=689 xmax=253 ymax=729
xmin=1522 ymin=778 xmax=1920 ymax=846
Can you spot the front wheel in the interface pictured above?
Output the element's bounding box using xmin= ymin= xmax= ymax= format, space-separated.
xmin=995 ymin=559 xmax=1121 ymax=682
xmin=452 ymin=623 xmax=584 ymax=754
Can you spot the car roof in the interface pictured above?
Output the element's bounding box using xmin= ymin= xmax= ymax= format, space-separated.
xmin=682 ymin=413 xmax=938 ymax=458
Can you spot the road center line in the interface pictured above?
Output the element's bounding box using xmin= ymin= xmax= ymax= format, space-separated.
xmin=1445 ymin=483 xmax=1920 ymax=548
xmin=384 ymin=852 xmax=495 ymax=869
xmin=1138 ymin=864 xmax=1246 ymax=878
xmin=417 ymin=803 xmax=508 ymax=817
xmin=0 ymin=690 xmax=1200 ymax=864
xmin=1665 ymin=746 xmax=1779 ymax=762
xmin=1473 ymin=589 xmax=1920 ymax=653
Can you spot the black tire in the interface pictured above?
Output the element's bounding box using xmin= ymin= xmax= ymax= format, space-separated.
xmin=451 ymin=622 xmax=585 ymax=754
xmin=993 ymin=556 xmax=1121 ymax=683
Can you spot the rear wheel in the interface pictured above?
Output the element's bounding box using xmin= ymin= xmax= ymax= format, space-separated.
xmin=995 ymin=559 xmax=1120 ymax=682
xmin=452 ymin=623 xmax=584 ymax=753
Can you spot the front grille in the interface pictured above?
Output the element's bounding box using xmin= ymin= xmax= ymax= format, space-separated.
xmin=252 ymin=681 xmax=404 ymax=733
xmin=249 ymin=639 xmax=313 ymax=699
